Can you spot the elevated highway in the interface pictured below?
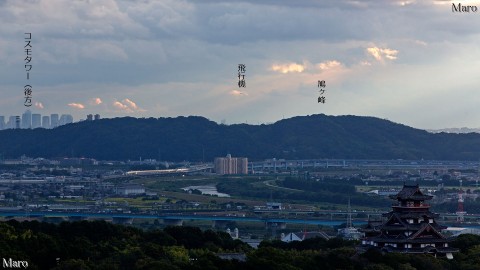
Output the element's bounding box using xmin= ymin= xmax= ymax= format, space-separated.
xmin=1 ymin=210 xmax=476 ymax=227
xmin=126 ymin=164 xmax=213 ymax=176
xmin=0 ymin=210 xmax=367 ymax=228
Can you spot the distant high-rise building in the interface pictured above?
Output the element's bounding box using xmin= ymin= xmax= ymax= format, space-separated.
xmin=0 ymin=116 xmax=4 ymax=130
xmin=42 ymin=116 xmax=50 ymax=129
xmin=15 ymin=116 xmax=21 ymax=129
xmin=214 ymin=154 xmax=248 ymax=175
xmin=50 ymin=114 xmax=59 ymax=128
xmin=21 ymin=110 xmax=32 ymax=129
xmin=31 ymin=114 xmax=41 ymax=129
xmin=86 ymin=114 xmax=93 ymax=121
xmin=59 ymin=114 xmax=73 ymax=126
xmin=6 ymin=116 xmax=16 ymax=129
xmin=94 ymin=114 xmax=100 ymax=120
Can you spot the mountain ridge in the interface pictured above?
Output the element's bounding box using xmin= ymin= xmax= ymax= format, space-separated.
xmin=0 ymin=114 xmax=479 ymax=161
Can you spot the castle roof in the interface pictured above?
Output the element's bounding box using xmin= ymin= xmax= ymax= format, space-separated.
xmin=361 ymin=184 xmax=458 ymax=257
xmin=389 ymin=184 xmax=433 ymax=201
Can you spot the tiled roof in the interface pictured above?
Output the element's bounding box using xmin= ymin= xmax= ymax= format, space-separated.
xmin=390 ymin=184 xmax=433 ymax=200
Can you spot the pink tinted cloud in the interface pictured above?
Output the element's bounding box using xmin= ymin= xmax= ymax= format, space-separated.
xmin=34 ymin=102 xmax=44 ymax=109
xmin=68 ymin=103 xmax=85 ymax=109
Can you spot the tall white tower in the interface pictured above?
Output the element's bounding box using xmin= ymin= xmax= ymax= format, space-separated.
xmin=456 ymin=180 xmax=466 ymax=222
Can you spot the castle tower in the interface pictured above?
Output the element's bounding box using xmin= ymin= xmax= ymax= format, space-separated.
xmin=361 ymin=184 xmax=458 ymax=259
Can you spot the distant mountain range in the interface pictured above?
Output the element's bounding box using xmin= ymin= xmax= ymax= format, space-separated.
xmin=427 ymin=128 xmax=480 ymax=134
xmin=1 ymin=114 xmax=480 ymax=161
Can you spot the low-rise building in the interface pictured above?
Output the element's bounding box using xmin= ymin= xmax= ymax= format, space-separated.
xmin=115 ymin=185 xmax=145 ymax=196
xmin=281 ymin=231 xmax=330 ymax=242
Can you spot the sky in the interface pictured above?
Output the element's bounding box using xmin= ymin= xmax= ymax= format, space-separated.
xmin=1 ymin=0 xmax=480 ymax=129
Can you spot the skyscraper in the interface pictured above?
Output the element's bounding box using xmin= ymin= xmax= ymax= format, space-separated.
xmin=59 ymin=114 xmax=73 ymax=126
xmin=50 ymin=114 xmax=59 ymax=128
xmin=6 ymin=116 xmax=16 ymax=129
xmin=15 ymin=116 xmax=21 ymax=129
xmin=31 ymin=114 xmax=41 ymax=129
xmin=42 ymin=116 xmax=50 ymax=129
xmin=0 ymin=116 xmax=5 ymax=130
xmin=21 ymin=110 xmax=32 ymax=129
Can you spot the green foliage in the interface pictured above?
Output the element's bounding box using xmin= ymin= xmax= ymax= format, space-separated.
xmin=0 ymin=222 xmax=18 ymax=240
xmin=0 ymin=221 xmax=251 ymax=269
xmin=4 ymin=220 xmax=480 ymax=269
xmin=365 ymin=264 xmax=394 ymax=270
xmin=397 ymin=263 xmax=416 ymax=270
xmin=2 ymin=114 xmax=480 ymax=160
xmin=283 ymin=177 xmax=355 ymax=194
xmin=217 ymin=177 xmax=390 ymax=207
xmin=451 ymin=234 xmax=480 ymax=252
xmin=163 ymin=246 xmax=190 ymax=265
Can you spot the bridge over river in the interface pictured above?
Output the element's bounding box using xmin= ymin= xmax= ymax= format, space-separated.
xmin=1 ymin=210 xmax=477 ymax=228
xmin=0 ymin=210 xmax=368 ymax=228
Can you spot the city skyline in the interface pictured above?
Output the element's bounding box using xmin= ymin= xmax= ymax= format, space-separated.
xmin=1 ymin=1 xmax=480 ymax=129
xmin=0 ymin=109 xmax=75 ymax=130
xmin=0 ymin=109 xmax=105 ymax=130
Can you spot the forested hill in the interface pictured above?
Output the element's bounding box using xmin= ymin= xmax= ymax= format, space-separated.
xmin=0 ymin=114 xmax=480 ymax=161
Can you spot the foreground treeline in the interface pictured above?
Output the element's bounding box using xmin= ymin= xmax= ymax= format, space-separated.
xmin=0 ymin=220 xmax=249 ymax=269
xmin=1 ymin=221 xmax=480 ymax=270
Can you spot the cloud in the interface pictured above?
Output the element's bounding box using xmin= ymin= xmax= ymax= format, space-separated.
xmin=397 ymin=0 xmax=416 ymax=6
xmin=414 ymin=40 xmax=427 ymax=46
xmin=68 ymin=103 xmax=85 ymax=109
xmin=123 ymin=98 xmax=138 ymax=110
xmin=367 ymin=47 xmax=399 ymax=61
xmin=230 ymin=90 xmax=248 ymax=96
xmin=90 ymin=97 xmax=103 ymax=105
xmin=1 ymin=0 xmax=480 ymax=130
xmin=34 ymin=102 xmax=44 ymax=109
xmin=271 ymin=62 xmax=306 ymax=74
xmin=80 ymin=42 xmax=129 ymax=61
xmin=113 ymin=101 xmax=130 ymax=111
xmin=113 ymin=98 xmax=145 ymax=112
xmin=317 ymin=60 xmax=342 ymax=70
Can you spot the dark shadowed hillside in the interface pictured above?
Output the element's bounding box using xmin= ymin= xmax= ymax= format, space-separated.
xmin=0 ymin=114 xmax=479 ymax=161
